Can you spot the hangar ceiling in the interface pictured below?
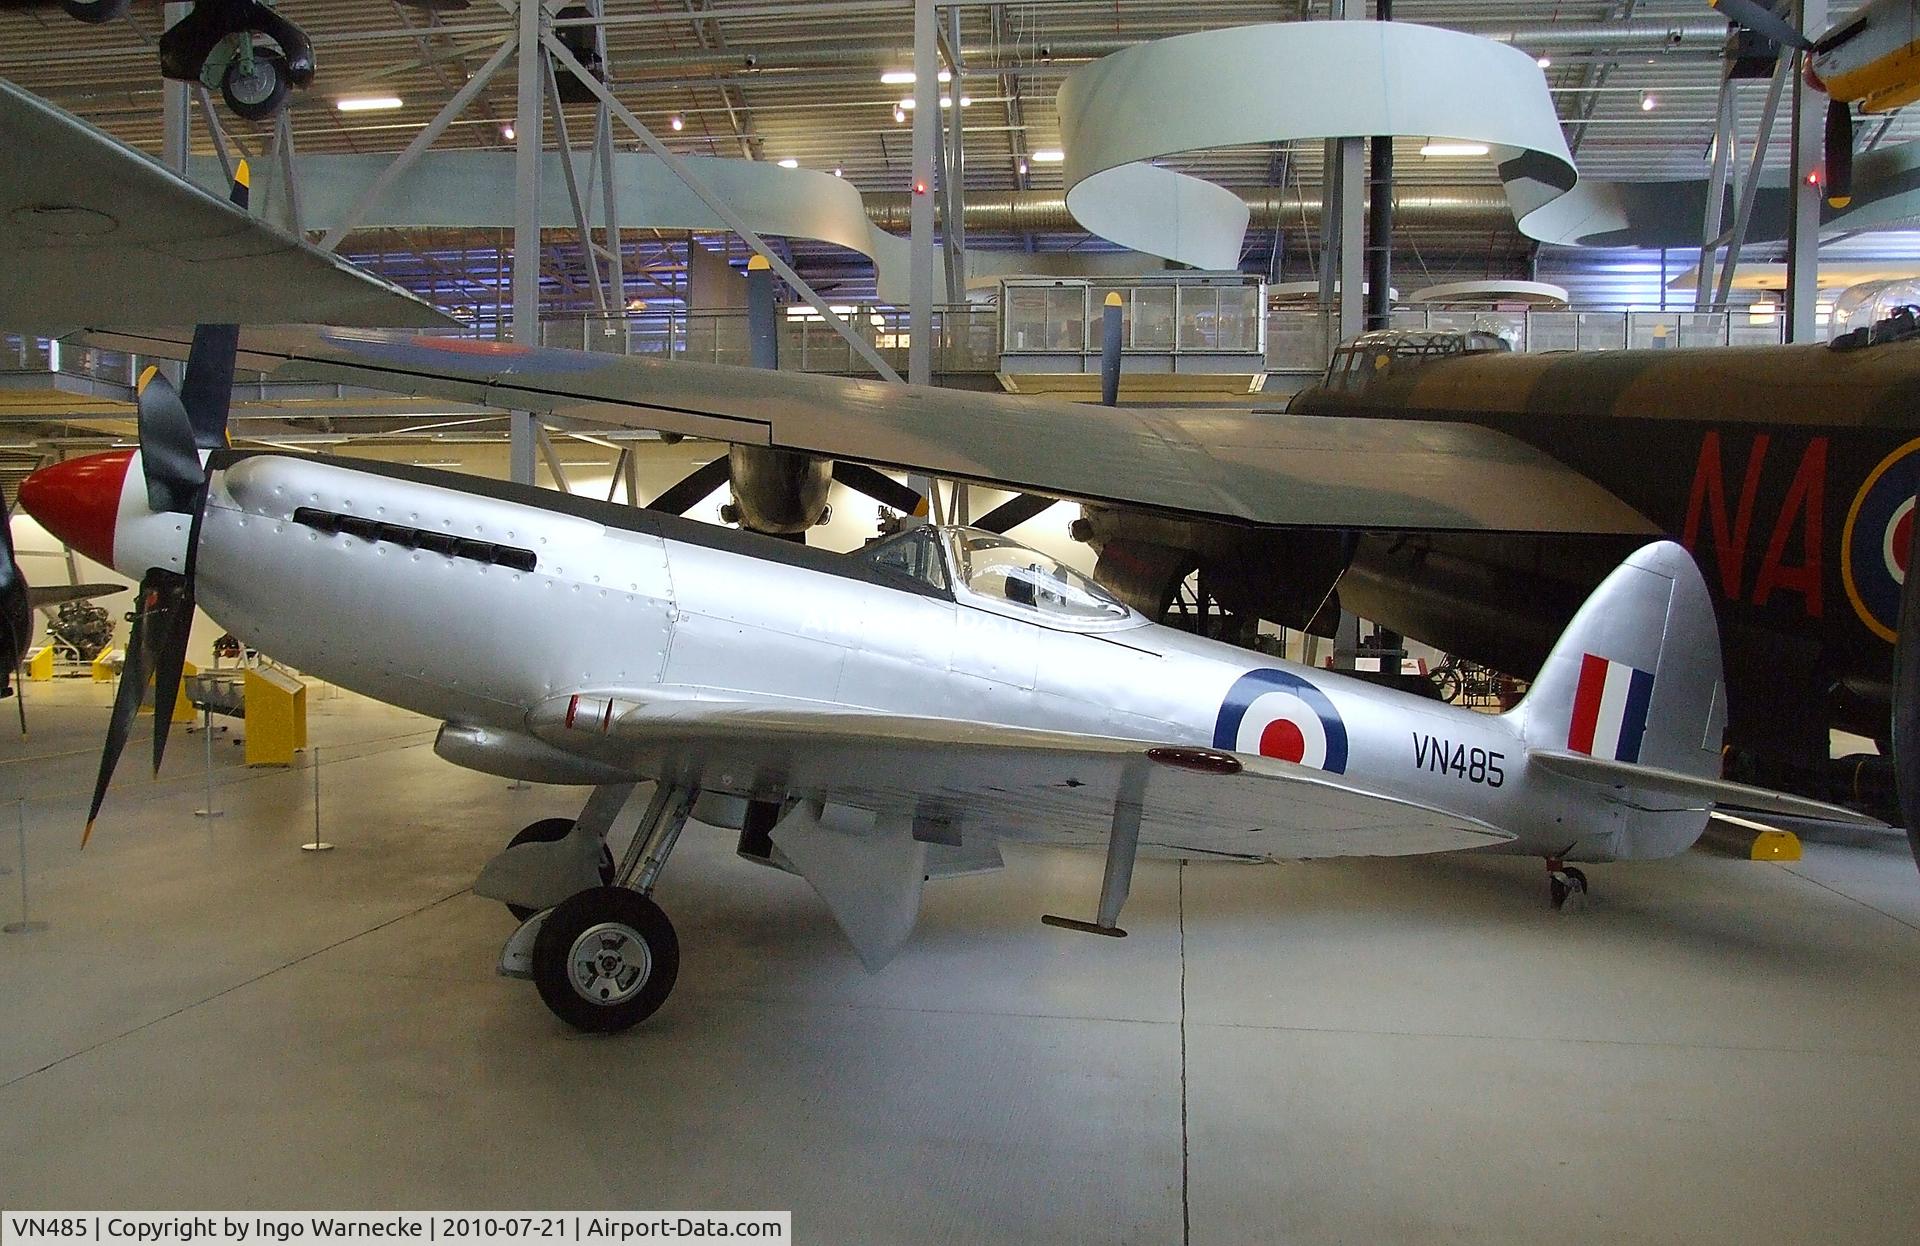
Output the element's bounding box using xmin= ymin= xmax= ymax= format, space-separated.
xmin=0 ymin=0 xmax=1894 ymax=282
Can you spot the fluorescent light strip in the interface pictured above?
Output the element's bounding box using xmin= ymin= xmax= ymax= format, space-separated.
xmin=336 ymin=96 xmax=403 ymax=112
xmin=1419 ymin=142 xmax=1489 ymax=157
xmin=1030 ymin=149 xmax=1065 ymax=163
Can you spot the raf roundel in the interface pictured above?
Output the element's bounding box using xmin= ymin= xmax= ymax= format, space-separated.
xmin=1212 ymin=668 xmax=1349 ymax=774
xmin=1842 ymin=436 xmax=1920 ymax=643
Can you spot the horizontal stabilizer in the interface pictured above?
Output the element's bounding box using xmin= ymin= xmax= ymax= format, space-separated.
xmin=1529 ymin=749 xmax=1889 ymax=829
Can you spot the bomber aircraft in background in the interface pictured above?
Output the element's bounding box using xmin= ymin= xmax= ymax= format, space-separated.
xmin=20 ymin=317 xmax=1878 ymax=1033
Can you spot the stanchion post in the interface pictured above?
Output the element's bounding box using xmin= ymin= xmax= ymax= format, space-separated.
xmin=194 ymin=702 xmax=222 ymax=819
xmin=302 ymin=744 xmax=333 ymax=852
xmin=4 ymin=798 xmax=48 ymax=933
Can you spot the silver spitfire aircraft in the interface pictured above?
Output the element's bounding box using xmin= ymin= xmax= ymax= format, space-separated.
xmin=16 ymin=354 xmax=1874 ymax=1032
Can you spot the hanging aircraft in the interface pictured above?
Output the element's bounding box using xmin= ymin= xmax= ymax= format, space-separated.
xmin=0 ymin=0 xmax=315 ymax=119
xmin=20 ymin=313 xmax=1878 ymax=1033
xmin=1711 ymin=0 xmax=1920 ymax=207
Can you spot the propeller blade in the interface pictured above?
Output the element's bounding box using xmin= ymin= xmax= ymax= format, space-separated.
xmin=974 ymin=493 xmax=1057 ymax=534
xmin=831 ymin=462 xmax=927 ymax=516
xmin=645 ymin=456 xmax=732 ymax=516
xmin=83 ymin=569 xmax=171 ymax=845
xmin=1892 ymin=501 xmax=1920 ymax=871
xmin=1099 ymin=293 xmax=1124 ymax=407
xmin=1709 ymin=0 xmax=1812 ymax=51
xmin=136 ymin=368 xmax=205 ymax=514
xmin=1825 ymin=98 xmax=1854 ymax=208
xmin=147 ymin=573 xmax=195 ymax=775
xmin=177 ymin=163 xmax=248 ymax=451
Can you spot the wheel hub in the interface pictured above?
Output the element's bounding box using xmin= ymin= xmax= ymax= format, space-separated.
xmin=568 ymin=921 xmax=651 ymax=1005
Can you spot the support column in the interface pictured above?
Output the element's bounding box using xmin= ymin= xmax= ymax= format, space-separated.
xmin=161 ymin=3 xmax=190 ymax=173
xmin=1366 ymin=0 xmax=1393 ymax=331
xmin=1320 ymin=0 xmax=1364 ymax=344
xmin=942 ymin=5 xmax=968 ymax=306
xmin=510 ymin=0 xmax=545 ymax=487
xmin=908 ymin=0 xmax=937 ymax=388
xmin=1786 ymin=0 xmax=1827 ymax=342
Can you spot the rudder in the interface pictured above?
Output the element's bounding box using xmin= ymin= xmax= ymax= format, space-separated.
xmin=1514 ymin=541 xmax=1726 ymax=783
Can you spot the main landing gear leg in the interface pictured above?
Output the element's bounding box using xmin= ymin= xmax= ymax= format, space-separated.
xmin=1546 ymin=858 xmax=1589 ymax=912
xmin=507 ymin=783 xmax=700 ymax=1033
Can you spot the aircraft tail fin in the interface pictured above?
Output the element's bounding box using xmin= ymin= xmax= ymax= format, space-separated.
xmin=1513 ymin=539 xmax=1727 ymax=785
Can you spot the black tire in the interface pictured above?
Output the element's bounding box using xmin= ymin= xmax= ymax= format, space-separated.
xmin=531 ymin=887 xmax=679 ymax=1033
xmin=221 ymin=48 xmax=290 ymax=121
xmin=61 ymin=0 xmax=132 ymax=24
xmin=504 ymin=817 xmax=615 ymax=922
xmin=1563 ymin=866 xmax=1588 ymax=893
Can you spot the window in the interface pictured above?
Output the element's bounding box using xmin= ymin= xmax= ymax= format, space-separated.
xmin=948 ymin=529 xmax=1131 ymax=623
xmin=861 ymin=527 xmax=948 ymax=591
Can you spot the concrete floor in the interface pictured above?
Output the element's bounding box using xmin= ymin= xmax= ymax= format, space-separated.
xmin=2 ymin=680 xmax=1918 ymax=1243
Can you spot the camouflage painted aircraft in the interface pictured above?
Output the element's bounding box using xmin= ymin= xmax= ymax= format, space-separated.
xmin=1085 ymin=323 xmax=1920 ymax=812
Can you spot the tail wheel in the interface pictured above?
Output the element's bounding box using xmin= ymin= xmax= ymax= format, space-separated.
xmin=221 ymin=48 xmax=290 ymax=121
xmin=531 ymin=887 xmax=680 ymax=1033
xmin=504 ymin=817 xmax=615 ymax=922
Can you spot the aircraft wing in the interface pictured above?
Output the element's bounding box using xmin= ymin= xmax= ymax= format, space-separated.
xmin=0 ymin=81 xmax=452 ymax=331
xmin=84 ymin=325 xmax=1658 ymax=536
xmin=527 ymin=695 xmax=1515 ymax=862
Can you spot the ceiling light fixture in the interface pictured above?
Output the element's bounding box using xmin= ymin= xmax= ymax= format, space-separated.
xmin=1640 ymin=91 xmax=1657 ymax=111
xmin=1419 ymin=141 xmax=1490 ymax=157
xmin=1030 ymin=149 xmax=1065 ymax=163
xmin=501 ymin=124 xmax=515 ymax=140
xmin=777 ymin=157 xmax=799 ymax=168
xmin=880 ymin=69 xmax=950 ymax=84
xmin=668 ymin=113 xmax=684 ymax=131
xmin=1536 ymin=55 xmax=1552 ymax=69
xmin=832 ymin=166 xmax=844 ymax=177
xmin=1018 ymin=160 xmax=1028 ymax=175
xmin=893 ymin=105 xmax=907 ymax=123
xmin=336 ymin=96 xmax=403 ymax=112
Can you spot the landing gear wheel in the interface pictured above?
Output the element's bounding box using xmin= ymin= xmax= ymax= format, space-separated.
xmin=531 ymin=887 xmax=679 ymax=1033
xmin=222 ymin=48 xmax=290 ymax=121
xmin=61 ymin=0 xmax=132 ymax=23
xmin=504 ymin=817 xmax=615 ymax=922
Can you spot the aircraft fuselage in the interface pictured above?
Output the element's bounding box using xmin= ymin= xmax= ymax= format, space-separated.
xmin=112 ymin=449 xmax=1708 ymax=865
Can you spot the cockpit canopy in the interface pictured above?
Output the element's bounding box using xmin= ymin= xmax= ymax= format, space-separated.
xmin=1318 ymin=328 xmax=1511 ymax=392
xmin=859 ymin=525 xmax=1139 ymax=627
